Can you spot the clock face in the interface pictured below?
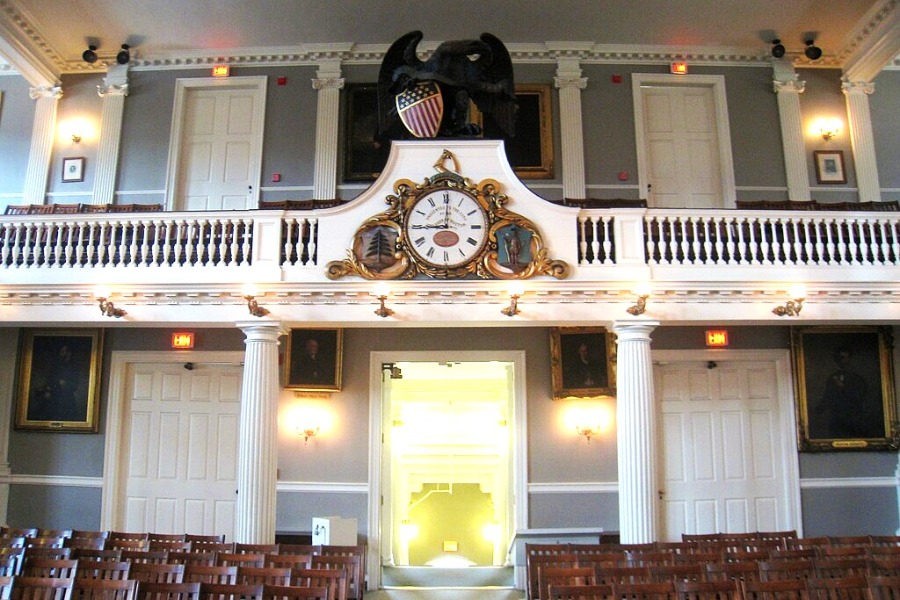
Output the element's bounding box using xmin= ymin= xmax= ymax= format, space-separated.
xmin=404 ymin=188 xmax=489 ymax=268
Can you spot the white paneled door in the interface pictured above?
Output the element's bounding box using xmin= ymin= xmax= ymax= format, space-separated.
xmin=121 ymin=362 xmax=242 ymax=538
xmin=656 ymin=358 xmax=794 ymax=540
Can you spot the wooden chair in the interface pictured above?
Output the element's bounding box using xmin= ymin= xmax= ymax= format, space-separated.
xmin=120 ymin=552 xmax=168 ymax=565
xmin=316 ymin=547 xmax=364 ymax=600
xmin=648 ymin=564 xmax=705 ymax=583
xmin=612 ymin=581 xmax=679 ymax=600
xmin=215 ymin=556 xmax=263 ymax=570
xmin=71 ymin=550 xmax=121 ymax=563
xmin=72 ymin=578 xmax=137 ymax=600
xmin=813 ymin=559 xmax=867 ymax=579
xmin=22 ymin=558 xmax=79 ymax=578
xmin=68 ymin=533 xmax=107 ymax=542
xmin=106 ymin=533 xmax=149 ymax=543
xmin=3 ymin=205 xmax=31 ymax=215
xmin=0 ymin=548 xmax=24 ymax=576
xmin=805 ymin=576 xmax=869 ymax=600
xmin=24 ymin=550 xmax=71 ymax=561
xmin=627 ymin=552 xmax=677 ymax=567
xmin=134 ymin=582 xmax=200 ymax=600
xmin=529 ymin=553 xmax=578 ymax=600
xmin=771 ymin=550 xmax=817 ymax=561
xmin=235 ymin=568 xmax=290 ymax=586
xmin=310 ymin=556 xmax=361 ymax=600
xmin=741 ymin=578 xmax=811 ymax=600
xmin=547 ymin=584 xmax=616 ymax=600
xmin=75 ymin=562 xmax=131 ymax=581
xmin=275 ymin=547 xmax=319 ymax=557
xmin=674 ymin=552 xmax=724 ymax=565
xmin=149 ymin=544 xmax=191 ymax=553
xmin=38 ymin=533 xmax=72 ymax=541
xmin=183 ymin=537 xmax=224 ymax=545
xmin=260 ymin=585 xmax=328 ymax=600
xmin=129 ymin=563 xmax=185 ymax=584
xmin=2 ymin=529 xmax=38 ymax=538
xmin=148 ymin=536 xmax=186 ymax=543
xmin=704 ymin=562 xmax=760 ymax=583
xmin=540 ymin=566 xmax=596 ymax=600
xmin=0 ymin=555 xmax=19 ymax=577
xmin=868 ymin=547 xmax=900 ymax=559
xmin=292 ymin=568 xmax=347 ymax=600
xmin=785 ymin=539 xmax=831 ymax=551
xmin=868 ymin=575 xmax=900 ymax=600
xmin=0 ymin=576 xmax=13 ymax=599
xmin=184 ymin=566 xmax=237 ymax=585
xmin=674 ymin=580 xmax=741 ymax=600
xmin=168 ymin=554 xmax=216 ymax=568
xmin=232 ymin=547 xmax=276 ymax=557
xmin=26 ymin=539 xmax=67 ymax=550
xmin=828 ymin=538 xmax=871 ymax=548
xmin=870 ymin=537 xmax=900 ymax=547
xmin=190 ymin=546 xmax=233 ymax=556
xmin=818 ymin=548 xmax=866 ymax=559
xmin=594 ymin=566 xmax=652 ymax=586
xmin=106 ymin=542 xmax=149 ymax=553
xmin=64 ymin=540 xmax=106 ymax=552
xmin=10 ymin=576 xmax=74 ymax=600
xmin=868 ymin=559 xmax=900 ymax=576
xmin=758 ymin=560 xmax=816 ymax=581
xmin=197 ymin=583 xmax=263 ymax=600
xmin=0 ymin=538 xmax=27 ymax=549
xmin=263 ymin=556 xmax=309 ymax=571
xmin=725 ymin=551 xmax=770 ymax=563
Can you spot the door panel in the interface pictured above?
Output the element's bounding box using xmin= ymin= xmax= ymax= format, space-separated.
xmin=658 ymin=360 xmax=787 ymax=540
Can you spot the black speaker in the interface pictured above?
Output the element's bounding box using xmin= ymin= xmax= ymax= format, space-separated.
xmin=82 ymin=45 xmax=98 ymax=64
xmin=804 ymin=40 xmax=822 ymax=60
xmin=116 ymin=44 xmax=130 ymax=65
xmin=771 ymin=39 xmax=785 ymax=58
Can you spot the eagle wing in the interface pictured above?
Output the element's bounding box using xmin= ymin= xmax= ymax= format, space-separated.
xmin=377 ymin=30 xmax=424 ymax=140
xmin=469 ymin=32 xmax=517 ymax=138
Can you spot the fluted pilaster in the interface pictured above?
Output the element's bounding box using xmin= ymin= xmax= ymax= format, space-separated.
xmin=554 ymin=58 xmax=587 ymax=200
xmin=842 ymin=80 xmax=881 ymax=203
xmin=93 ymin=65 xmax=129 ymax=205
xmin=235 ymin=320 xmax=285 ymax=543
xmin=772 ymin=65 xmax=810 ymax=201
xmin=23 ymin=86 xmax=62 ymax=205
xmin=312 ymin=60 xmax=344 ymax=201
xmin=612 ymin=320 xmax=659 ymax=544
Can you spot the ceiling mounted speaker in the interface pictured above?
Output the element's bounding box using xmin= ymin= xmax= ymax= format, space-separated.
xmin=771 ymin=39 xmax=785 ymax=58
xmin=116 ymin=44 xmax=131 ymax=65
xmin=804 ymin=40 xmax=822 ymax=60
xmin=82 ymin=45 xmax=98 ymax=64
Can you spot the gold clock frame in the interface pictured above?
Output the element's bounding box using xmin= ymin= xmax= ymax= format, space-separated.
xmin=326 ymin=150 xmax=569 ymax=281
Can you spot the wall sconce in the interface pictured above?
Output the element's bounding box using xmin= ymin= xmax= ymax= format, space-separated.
xmin=241 ymin=283 xmax=270 ymax=317
xmin=373 ymin=282 xmax=394 ymax=318
xmin=575 ymin=423 xmax=601 ymax=443
xmin=94 ymin=286 xmax=126 ymax=318
xmin=626 ymin=283 xmax=652 ymax=316
xmin=815 ymin=117 xmax=842 ymax=141
xmin=298 ymin=424 xmax=319 ymax=444
xmin=773 ymin=285 xmax=806 ymax=317
xmin=501 ymin=282 xmax=525 ymax=317
xmin=71 ymin=133 xmax=82 ymax=144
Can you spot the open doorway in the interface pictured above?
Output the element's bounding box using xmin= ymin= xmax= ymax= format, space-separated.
xmin=367 ymin=351 xmax=527 ymax=589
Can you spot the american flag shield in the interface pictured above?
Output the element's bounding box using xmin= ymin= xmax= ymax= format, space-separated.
xmin=396 ymin=81 xmax=444 ymax=138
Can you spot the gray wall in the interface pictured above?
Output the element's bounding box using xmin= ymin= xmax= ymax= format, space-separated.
xmin=872 ymin=70 xmax=900 ymax=203
xmin=0 ymin=74 xmax=35 ymax=197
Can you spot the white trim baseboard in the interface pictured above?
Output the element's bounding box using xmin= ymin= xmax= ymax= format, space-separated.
xmin=276 ymin=481 xmax=368 ymax=493
xmin=800 ymin=476 xmax=899 ymax=489
xmin=529 ymin=482 xmax=618 ymax=494
xmin=2 ymin=474 xmax=103 ymax=487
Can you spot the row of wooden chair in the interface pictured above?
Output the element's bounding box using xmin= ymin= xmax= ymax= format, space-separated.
xmin=545 ymin=575 xmax=900 ymax=600
xmin=0 ymin=576 xmax=331 ymax=600
xmin=2 ymin=203 xmax=164 ymax=215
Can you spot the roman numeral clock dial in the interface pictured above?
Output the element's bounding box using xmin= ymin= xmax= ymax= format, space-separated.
xmin=404 ymin=189 xmax=489 ymax=269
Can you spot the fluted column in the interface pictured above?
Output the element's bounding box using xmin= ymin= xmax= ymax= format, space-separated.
xmin=312 ymin=60 xmax=344 ymax=201
xmin=93 ymin=65 xmax=129 ymax=205
xmin=23 ymin=86 xmax=63 ymax=205
xmin=235 ymin=320 xmax=285 ymax=543
xmin=842 ymin=80 xmax=881 ymax=203
xmin=554 ymin=58 xmax=588 ymax=200
xmin=612 ymin=320 xmax=659 ymax=544
xmin=772 ymin=60 xmax=810 ymax=201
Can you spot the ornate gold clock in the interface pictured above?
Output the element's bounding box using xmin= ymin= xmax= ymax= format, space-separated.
xmin=326 ymin=149 xmax=568 ymax=281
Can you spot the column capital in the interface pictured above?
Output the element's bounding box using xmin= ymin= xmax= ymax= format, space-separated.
xmin=841 ymin=80 xmax=875 ymax=95
xmin=29 ymin=85 xmax=62 ymax=100
xmin=98 ymin=84 xmax=129 ymax=97
xmin=773 ymin=79 xmax=805 ymax=94
xmin=611 ymin=321 xmax=660 ymax=341
xmin=312 ymin=77 xmax=345 ymax=91
xmin=236 ymin=320 xmax=287 ymax=342
xmin=554 ymin=76 xmax=588 ymax=90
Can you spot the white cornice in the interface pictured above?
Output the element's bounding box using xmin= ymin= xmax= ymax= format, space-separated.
xmin=839 ymin=0 xmax=900 ymax=81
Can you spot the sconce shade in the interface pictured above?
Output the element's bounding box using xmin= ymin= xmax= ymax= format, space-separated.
xmin=804 ymin=40 xmax=822 ymax=60
xmin=116 ymin=44 xmax=131 ymax=65
xmin=770 ymin=39 xmax=785 ymax=58
xmin=82 ymin=45 xmax=98 ymax=64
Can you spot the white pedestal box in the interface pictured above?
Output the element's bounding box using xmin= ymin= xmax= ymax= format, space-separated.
xmin=311 ymin=516 xmax=358 ymax=546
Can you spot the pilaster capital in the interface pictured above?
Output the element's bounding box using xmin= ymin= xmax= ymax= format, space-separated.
xmin=611 ymin=320 xmax=660 ymax=342
xmin=554 ymin=76 xmax=588 ymax=90
xmin=29 ymin=85 xmax=62 ymax=100
xmin=841 ymin=80 xmax=876 ymax=95
xmin=312 ymin=77 xmax=345 ymax=91
xmin=236 ymin=320 xmax=287 ymax=343
xmin=98 ymin=84 xmax=129 ymax=98
xmin=773 ymin=79 xmax=805 ymax=94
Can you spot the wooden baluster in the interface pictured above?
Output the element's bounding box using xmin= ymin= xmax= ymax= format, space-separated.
xmin=723 ymin=217 xmax=736 ymax=265
xmin=846 ymin=217 xmax=861 ymax=265
xmin=204 ymin=219 xmax=216 ymax=265
xmin=228 ymin=219 xmax=240 ymax=267
xmin=576 ymin=215 xmax=588 ymax=264
xmin=282 ymin=218 xmax=295 ymax=266
xmin=21 ymin=224 xmax=34 ymax=267
xmin=52 ymin=222 xmax=65 ymax=267
xmin=878 ymin=220 xmax=891 ymax=265
xmin=684 ymin=217 xmax=697 ymax=264
xmin=157 ymin=220 xmax=170 ymax=266
xmin=823 ymin=218 xmax=836 ymax=264
xmin=891 ymin=220 xmax=900 ymax=266
xmin=775 ymin=217 xmax=790 ymax=265
xmin=811 ymin=218 xmax=824 ymax=265
xmin=801 ymin=219 xmax=814 ymax=265
xmin=701 ymin=218 xmax=713 ymax=264
xmin=63 ymin=222 xmax=77 ymax=267
xmin=734 ymin=217 xmax=748 ymax=265
xmin=866 ymin=218 xmax=879 ymax=265
xmin=601 ymin=216 xmax=612 ymax=265
xmin=667 ymin=217 xmax=679 ymax=263
xmin=745 ymin=216 xmax=759 ymax=265
xmin=29 ymin=223 xmax=43 ymax=267
xmin=591 ymin=216 xmax=602 ymax=264
xmin=790 ymin=219 xmax=802 ymax=265
xmin=135 ymin=219 xmax=149 ymax=266
xmin=12 ymin=224 xmax=25 ymax=267
xmin=757 ymin=217 xmax=771 ymax=265
xmin=1 ymin=223 xmax=12 ymax=266
xmin=184 ymin=220 xmax=197 ymax=265
xmin=96 ymin=222 xmax=108 ymax=265
xmin=834 ymin=217 xmax=847 ymax=264
xmin=240 ymin=220 xmax=252 ymax=267
xmin=147 ymin=219 xmax=160 ymax=266
xmin=113 ymin=221 xmax=126 ymax=266
xmin=645 ymin=217 xmax=658 ymax=265
xmin=172 ymin=221 xmax=185 ymax=266
xmin=307 ymin=218 xmax=318 ymax=265
xmin=74 ymin=222 xmax=86 ymax=267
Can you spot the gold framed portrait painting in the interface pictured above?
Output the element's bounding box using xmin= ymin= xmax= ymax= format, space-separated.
xmin=792 ymin=325 xmax=898 ymax=451
xmin=16 ymin=328 xmax=103 ymax=432
xmin=284 ymin=328 xmax=343 ymax=392
xmin=550 ymin=327 xmax=617 ymax=400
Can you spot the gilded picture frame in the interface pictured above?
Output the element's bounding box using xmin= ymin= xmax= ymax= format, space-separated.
xmin=284 ymin=328 xmax=343 ymax=392
xmin=15 ymin=328 xmax=103 ymax=432
xmin=792 ymin=325 xmax=898 ymax=451
xmin=550 ymin=327 xmax=617 ymax=400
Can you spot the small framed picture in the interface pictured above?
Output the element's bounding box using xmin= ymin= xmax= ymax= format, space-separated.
xmin=62 ymin=157 xmax=85 ymax=183
xmin=16 ymin=328 xmax=104 ymax=432
xmin=284 ymin=328 xmax=343 ymax=391
xmin=550 ymin=327 xmax=617 ymax=400
xmin=813 ymin=150 xmax=846 ymax=184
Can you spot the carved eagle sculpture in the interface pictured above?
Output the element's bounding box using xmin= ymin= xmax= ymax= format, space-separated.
xmin=377 ymin=30 xmax=517 ymax=141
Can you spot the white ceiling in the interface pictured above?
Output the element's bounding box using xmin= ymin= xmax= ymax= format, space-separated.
xmin=1 ymin=0 xmax=898 ymax=83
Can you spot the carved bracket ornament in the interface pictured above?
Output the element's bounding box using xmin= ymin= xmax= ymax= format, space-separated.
xmin=326 ymin=150 xmax=569 ymax=281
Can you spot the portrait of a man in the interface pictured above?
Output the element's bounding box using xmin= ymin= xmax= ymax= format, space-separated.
xmin=550 ymin=327 xmax=616 ymax=399
xmin=285 ymin=329 xmax=343 ymax=391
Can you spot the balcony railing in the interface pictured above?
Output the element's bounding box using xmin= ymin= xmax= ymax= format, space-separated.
xmin=2 ymin=206 xmax=899 ymax=286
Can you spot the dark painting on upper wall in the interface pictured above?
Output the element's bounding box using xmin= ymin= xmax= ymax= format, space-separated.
xmin=342 ymin=83 xmax=554 ymax=181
